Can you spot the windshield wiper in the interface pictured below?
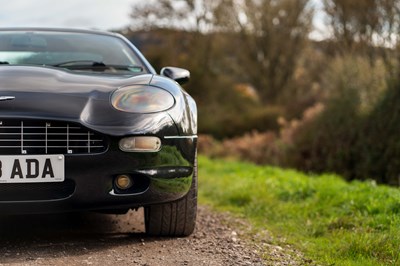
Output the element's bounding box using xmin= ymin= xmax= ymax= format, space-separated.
xmin=0 ymin=61 xmax=9 ymax=65
xmin=52 ymin=60 xmax=105 ymax=67
xmin=51 ymin=60 xmax=143 ymax=72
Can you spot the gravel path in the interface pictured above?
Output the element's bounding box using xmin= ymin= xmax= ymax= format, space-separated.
xmin=0 ymin=206 xmax=304 ymax=265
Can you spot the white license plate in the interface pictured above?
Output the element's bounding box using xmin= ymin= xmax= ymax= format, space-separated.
xmin=0 ymin=155 xmax=65 ymax=183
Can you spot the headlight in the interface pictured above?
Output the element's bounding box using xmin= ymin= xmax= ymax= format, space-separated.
xmin=111 ymin=85 xmax=175 ymax=113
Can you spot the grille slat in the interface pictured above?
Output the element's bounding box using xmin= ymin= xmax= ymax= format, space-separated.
xmin=0 ymin=120 xmax=107 ymax=155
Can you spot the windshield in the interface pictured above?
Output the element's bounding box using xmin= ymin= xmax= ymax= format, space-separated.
xmin=0 ymin=31 xmax=147 ymax=75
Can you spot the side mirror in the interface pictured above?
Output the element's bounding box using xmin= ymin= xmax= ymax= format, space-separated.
xmin=160 ymin=67 xmax=190 ymax=85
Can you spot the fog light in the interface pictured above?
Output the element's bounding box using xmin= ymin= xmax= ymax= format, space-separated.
xmin=115 ymin=175 xmax=133 ymax=190
xmin=119 ymin=136 xmax=161 ymax=152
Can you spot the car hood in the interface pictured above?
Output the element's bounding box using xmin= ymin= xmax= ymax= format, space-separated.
xmin=0 ymin=65 xmax=152 ymax=92
xmin=0 ymin=66 xmax=178 ymax=136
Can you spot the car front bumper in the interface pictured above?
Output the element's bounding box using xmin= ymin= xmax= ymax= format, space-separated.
xmin=0 ymin=136 xmax=197 ymax=214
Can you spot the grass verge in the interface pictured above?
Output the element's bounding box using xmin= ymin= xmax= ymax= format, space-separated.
xmin=198 ymin=156 xmax=400 ymax=265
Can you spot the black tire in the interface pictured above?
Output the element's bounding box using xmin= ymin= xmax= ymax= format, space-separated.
xmin=144 ymin=157 xmax=198 ymax=236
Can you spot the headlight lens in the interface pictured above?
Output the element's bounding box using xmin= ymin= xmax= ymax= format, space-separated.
xmin=111 ymin=85 xmax=175 ymax=113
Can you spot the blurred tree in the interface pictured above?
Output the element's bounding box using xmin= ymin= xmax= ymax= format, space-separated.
xmin=215 ymin=0 xmax=313 ymax=104
xmin=323 ymin=0 xmax=380 ymax=52
xmin=323 ymin=0 xmax=400 ymax=74
xmin=129 ymin=0 xmax=222 ymax=90
xmin=130 ymin=0 xmax=313 ymax=104
xmin=130 ymin=0 xmax=219 ymax=33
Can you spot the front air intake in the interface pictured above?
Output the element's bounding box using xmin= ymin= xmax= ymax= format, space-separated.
xmin=0 ymin=120 xmax=107 ymax=155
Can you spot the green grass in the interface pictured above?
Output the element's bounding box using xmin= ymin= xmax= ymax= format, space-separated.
xmin=198 ymin=156 xmax=400 ymax=265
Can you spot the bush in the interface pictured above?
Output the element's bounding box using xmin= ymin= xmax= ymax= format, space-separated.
xmin=198 ymin=103 xmax=324 ymax=166
xmin=356 ymin=81 xmax=400 ymax=185
xmin=322 ymin=56 xmax=387 ymax=114
xmin=199 ymin=55 xmax=400 ymax=185
xmin=287 ymin=56 xmax=389 ymax=181
xmin=198 ymin=96 xmax=283 ymax=139
xmin=287 ymin=96 xmax=361 ymax=176
xmin=199 ymin=131 xmax=280 ymax=164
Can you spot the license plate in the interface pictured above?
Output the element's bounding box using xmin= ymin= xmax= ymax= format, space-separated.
xmin=0 ymin=155 xmax=65 ymax=183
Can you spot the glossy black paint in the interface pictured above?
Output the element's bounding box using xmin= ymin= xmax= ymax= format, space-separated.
xmin=0 ymin=66 xmax=197 ymax=136
xmin=0 ymin=28 xmax=197 ymax=214
xmin=0 ymin=136 xmax=197 ymax=214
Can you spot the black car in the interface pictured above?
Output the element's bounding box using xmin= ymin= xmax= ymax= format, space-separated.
xmin=0 ymin=28 xmax=197 ymax=236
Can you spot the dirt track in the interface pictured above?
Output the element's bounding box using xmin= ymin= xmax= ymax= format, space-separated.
xmin=0 ymin=206 xmax=270 ymax=266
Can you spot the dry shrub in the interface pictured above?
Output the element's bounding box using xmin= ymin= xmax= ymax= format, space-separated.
xmin=198 ymin=131 xmax=279 ymax=164
xmin=198 ymin=103 xmax=325 ymax=166
xmin=278 ymin=103 xmax=325 ymax=145
xmin=199 ymin=104 xmax=283 ymax=139
xmin=220 ymin=131 xmax=279 ymax=164
xmin=197 ymin=134 xmax=219 ymax=154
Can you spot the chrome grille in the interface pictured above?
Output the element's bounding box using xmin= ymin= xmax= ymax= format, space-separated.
xmin=0 ymin=120 xmax=107 ymax=155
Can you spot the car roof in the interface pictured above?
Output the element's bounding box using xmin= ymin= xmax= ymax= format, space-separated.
xmin=0 ymin=28 xmax=119 ymax=37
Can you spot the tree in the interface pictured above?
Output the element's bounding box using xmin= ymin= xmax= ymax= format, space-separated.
xmin=323 ymin=0 xmax=400 ymax=74
xmin=130 ymin=0 xmax=220 ymax=33
xmin=130 ymin=0 xmax=313 ymax=104
xmin=216 ymin=0 xmax=313 ymax=104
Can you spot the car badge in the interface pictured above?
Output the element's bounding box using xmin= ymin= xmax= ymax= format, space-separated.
xmin=0 ymin=96 xmax=15 ymax=101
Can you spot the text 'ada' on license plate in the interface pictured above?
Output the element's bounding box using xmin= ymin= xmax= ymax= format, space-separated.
xmin=0 ymin=155 xmax=65 ymax=183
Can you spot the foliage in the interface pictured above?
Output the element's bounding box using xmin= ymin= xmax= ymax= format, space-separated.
xmin=322 ymin=56 xmax=387 ymax=114
xmin=200 ymin=104 xmax=282 ymax=139
xmin=198 ymin=103 xmax=324 ymax=164
xmin=356 ymin=80 xmax=400 ymax=185
xmin=198 ymin=54 xmax=400 ymax=185
xmin=199 ymin=156 xmax=400 ymax=265
xmin=323 ymin=0 xmax=400 ymax=74
xmin=287 ymin=55 xmax=388 ymax=178
xmin=199 ymin=131 xmax=280 ymax=164
xmin=130 ymin=0 xmax=220 ymax=32
xmin=216 ymin=0 xmax=313 ymax=103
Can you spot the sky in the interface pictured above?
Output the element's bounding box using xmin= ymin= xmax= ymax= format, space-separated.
xmin=0 ymin=0 xmax=326 ymax=38
xmin=0 ymin=0 xmax=137 ymax=30
xmin=310 ymin=0 xmax=328 ymax=40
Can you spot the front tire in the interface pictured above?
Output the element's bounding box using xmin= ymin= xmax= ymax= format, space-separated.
xmin=144 ymin=158 xmax=198 ymax=236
